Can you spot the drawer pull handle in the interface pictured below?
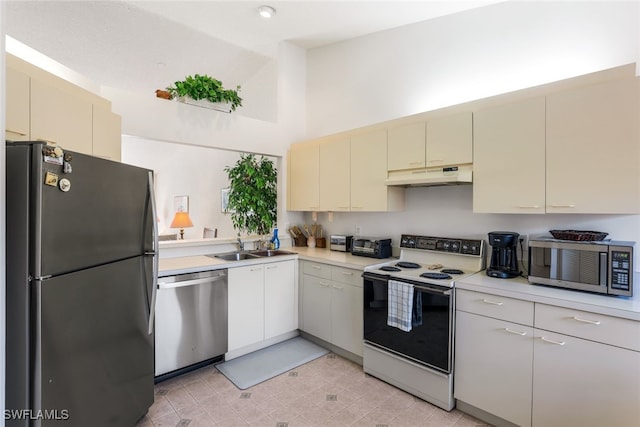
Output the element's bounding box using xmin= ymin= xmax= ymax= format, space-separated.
xmin=540 ymin=336 xmax=566 ymax=346
xmin=332 ymin=285 xmax=344 ymax=290
xmin=550 ymin=204 xmax=575 ymax=208
xmin=572 ymin=316 xmax=601 ymax=325
xmin=311 ymin=265 xmax=321 ymax=269
xmin=504 ymin=328 xmax=527 ymax=336
xmin=341 ymin=272 xmax=354 ymax=276
xmin=518 ymin=205 xmax=540 ymax=209
xmin=481 ymin=299 xmax=504 ymax=306
xmin=319 ymin=281 xmax=330 ymax=287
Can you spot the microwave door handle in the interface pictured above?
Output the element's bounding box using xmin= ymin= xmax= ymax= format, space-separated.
xmin=600 ymin=252 xmax=608 ymax=287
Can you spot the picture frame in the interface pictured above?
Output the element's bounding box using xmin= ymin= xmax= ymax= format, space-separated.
xmin=174 ymin=195 xmax=189 ymax=213
xmin=221 ymin=188 xmax=233 ymax=213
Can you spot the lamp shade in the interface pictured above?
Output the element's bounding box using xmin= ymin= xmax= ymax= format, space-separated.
xmin=170 ymin=212 xmax=193 ymax=229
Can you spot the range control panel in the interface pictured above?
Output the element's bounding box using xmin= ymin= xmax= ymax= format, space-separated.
xmin=400 ymin=234 xmax=484 ymax=257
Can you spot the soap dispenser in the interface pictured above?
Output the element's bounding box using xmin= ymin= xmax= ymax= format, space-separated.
xmin=271 ymin=228 xmax=280 ymax=249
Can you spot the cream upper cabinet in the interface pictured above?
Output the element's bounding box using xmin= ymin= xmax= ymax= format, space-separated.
xmin=473 ymin=97 xmax=546 ymax=213
xmin=30 ymin=78 xmax=93 ymax=155
xmin=288 ymin=140 xmax=320 ymax=211
xmin=387 ymin=122 xmax=426 ymax=171
xmin=92 ymin=104 xmax=122 ymax=161
xmin=351 ymin=129 xmax=404 ymax=211
xmin=426 ymin=111 xmax=472 ymax=167
xmin=319 ymin=137 xmax=350 ymax=211
xmin=6 ymin=67 xmax=31 ymax=141
xmin=546 ymin=77 xmax=640 ymax=214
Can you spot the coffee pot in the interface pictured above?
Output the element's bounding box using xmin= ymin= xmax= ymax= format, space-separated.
xmin=487 ymin=231 xmax=521 ymax=279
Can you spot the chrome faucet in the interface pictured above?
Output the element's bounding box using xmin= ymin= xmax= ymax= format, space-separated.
xmin=236 ymin=237 xmax=244 ymax=251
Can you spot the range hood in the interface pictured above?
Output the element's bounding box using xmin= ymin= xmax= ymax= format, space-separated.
xmin=385 ymin=164 xmax=473 ymax=187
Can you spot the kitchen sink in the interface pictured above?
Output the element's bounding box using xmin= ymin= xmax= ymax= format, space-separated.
xmin=210 ymin=251 xmax=260 ymax=261
xmin=250 ymin=249 xmax=297 ymax=257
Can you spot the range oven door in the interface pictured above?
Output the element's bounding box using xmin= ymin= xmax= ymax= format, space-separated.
xmin=363 ymin=272 xmax=453 ymax=373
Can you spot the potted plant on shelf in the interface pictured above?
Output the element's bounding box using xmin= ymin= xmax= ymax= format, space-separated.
xmin=165 ymin=74 xmax=242 ymax=112
xmin=224 ymin=153 xmax=277 ymax=247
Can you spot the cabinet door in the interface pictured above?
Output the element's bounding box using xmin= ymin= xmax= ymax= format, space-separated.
xmin=351 ymin=129 xmax=404 ymax=211
xmin=228 ymin=265 xmax=264 ymax=351
xmin=288 ymin=141 xmax=320 ymax=211
xmin=264 ymin=260 xmax=296 ymax=340
xmin=93 ymin=104 xmax=122 ymax=161
xmin=546 ymin=77 xmax=640 ymax=213
xmin=330 ymin=281 xmax=363 ymax=356
xmin=387 ymin=122 xmax=426 ymax=171
xmin=31 ymin=79 xmax=93 ymax=155
xmin=473 ymin=97 xmax=546 ymax=213
xmin=319 ymin=137 xmax=350 ymax=211
xmin=455 ymin=311 xmax=533 ymax=427
xmin=426 ymin=111 xmax=472 ymax=167
xmin=301 ymin=274 xmax=332 ymax=342
xmin=6 ymin=67 xmax=30 ymax=141
xmin=533 ymin=330 xmax=640 ymax=427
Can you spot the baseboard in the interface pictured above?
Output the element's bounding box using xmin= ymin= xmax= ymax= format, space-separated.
xmin=298 ymin=331 xmax=363 ymax=366
xmin=456 ymin=400 xmax=520 ymax=427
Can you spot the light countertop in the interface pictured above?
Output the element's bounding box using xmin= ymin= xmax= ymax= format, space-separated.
xmin=158 ymin=246 xmax=393 ymax=277
xmin=456 ymin=272 xmax=640 ymax=321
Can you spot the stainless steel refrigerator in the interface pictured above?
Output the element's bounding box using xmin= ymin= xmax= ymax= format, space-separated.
xmin=6 ymin=141 xmax=158 ymax=426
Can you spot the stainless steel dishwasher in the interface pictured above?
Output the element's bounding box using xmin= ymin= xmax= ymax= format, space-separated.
xmin=154 ymin=269 xmax=228 ymax=379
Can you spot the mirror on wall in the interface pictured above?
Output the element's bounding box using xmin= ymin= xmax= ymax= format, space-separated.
xmin=121 ymin=135 xmax=278 ymax=240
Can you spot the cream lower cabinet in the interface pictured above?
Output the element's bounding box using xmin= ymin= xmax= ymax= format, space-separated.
xmin=301 ymin=261 xmax=363 ymax=356
xmin=228 ymin=260 xmax=296 ymax=352
xmin=455 ymin=289 xmax=640 ymax=427
xmin=473 ymin=97 xmax=546 ymax=213
xmin=546 ymin=77 xmax=640 ymax=214
xmin=455 ymin=290 xmax=534 ymax=427
xmin=6 ymin=67 xmax=31 ymax=141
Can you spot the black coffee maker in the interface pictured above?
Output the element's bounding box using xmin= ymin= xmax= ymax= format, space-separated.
xmin=487 ymin=231 xmax=521 ymax=279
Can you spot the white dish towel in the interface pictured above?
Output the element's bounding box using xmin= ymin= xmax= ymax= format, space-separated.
xmin=387 ymin=280 xmax=414 ymax=332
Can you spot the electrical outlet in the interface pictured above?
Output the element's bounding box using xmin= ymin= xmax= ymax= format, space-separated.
xmin=355 ymin=225 xmax=362 ymax=236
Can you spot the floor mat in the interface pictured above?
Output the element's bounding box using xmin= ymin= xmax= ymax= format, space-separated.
xmin=216 ymin=336 xmax=329 ymax=390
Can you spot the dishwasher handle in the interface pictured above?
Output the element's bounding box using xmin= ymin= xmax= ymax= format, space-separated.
xmin=158 ymin=271 xmax=227 ymax=290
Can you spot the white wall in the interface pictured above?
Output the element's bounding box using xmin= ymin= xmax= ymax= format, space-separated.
xmin=307 ymin=1 xmax=640 ymax=137
xmin=303 ymin=185 xmax=640 ymax=270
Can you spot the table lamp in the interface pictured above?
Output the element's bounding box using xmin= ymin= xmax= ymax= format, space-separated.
xmin=170 ymin=211 xmax=193 ymax=240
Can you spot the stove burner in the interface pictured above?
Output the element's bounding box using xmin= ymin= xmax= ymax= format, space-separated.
xmin=441 ymin=269 xmax=464 ymax=275
xmin=396 ymin=261 xmax=421 ymax=269
xmin=380 ymin=266 xmax=402 ymax=272
xmin=420 ymin=272 xmax=452 ymax=280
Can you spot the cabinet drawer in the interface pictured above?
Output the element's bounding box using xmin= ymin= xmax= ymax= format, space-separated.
xmin=302 ymin=261 xmax=332 ymax=279
xmin=456 ymin=289 xmax=534 ymax=326
xmin=535 ymin=304 xmax=640 ymax=351
xmin=331 ymin=266 xmax=362 ymax=287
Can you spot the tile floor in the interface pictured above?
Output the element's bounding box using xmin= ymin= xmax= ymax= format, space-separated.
xmin=136 ymin=352 xmax=491 ymax=427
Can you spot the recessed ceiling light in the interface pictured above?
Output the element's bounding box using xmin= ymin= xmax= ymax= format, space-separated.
xmin=258 ymin=5 xmax=276 ymax=19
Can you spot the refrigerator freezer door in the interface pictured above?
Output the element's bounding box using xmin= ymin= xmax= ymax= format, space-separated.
xmin=33 ymin=256 xmax=154 ymax=426
xmin=36 ymin=147 xmax=154 ymax=277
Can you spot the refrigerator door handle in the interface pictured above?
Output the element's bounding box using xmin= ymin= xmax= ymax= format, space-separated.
xmin=147 ymin=171 xmax=159 ymax=335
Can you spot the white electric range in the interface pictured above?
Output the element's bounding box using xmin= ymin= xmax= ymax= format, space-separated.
xmin=362 ymin=234 xmax=486 ymax=411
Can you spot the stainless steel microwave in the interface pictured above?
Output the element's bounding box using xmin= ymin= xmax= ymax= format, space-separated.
xmin=528 ymin=237 xmax=634 ymax=297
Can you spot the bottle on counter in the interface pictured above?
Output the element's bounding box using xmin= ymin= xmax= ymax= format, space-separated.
xmin=271 ymin=228 xmax=280 ymax=249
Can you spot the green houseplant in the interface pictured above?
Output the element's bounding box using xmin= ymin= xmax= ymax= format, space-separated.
xmin=166 ymin=74 xmax=242 ymax=111
xmin=224 ymin=153 xmax=277 ymax=238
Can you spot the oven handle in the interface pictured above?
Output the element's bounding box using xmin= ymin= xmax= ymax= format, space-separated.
xmin=363 ymin=272 xmax=453 ymax=296
xmin=412 ymin=284 xmax=452 ymax=296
